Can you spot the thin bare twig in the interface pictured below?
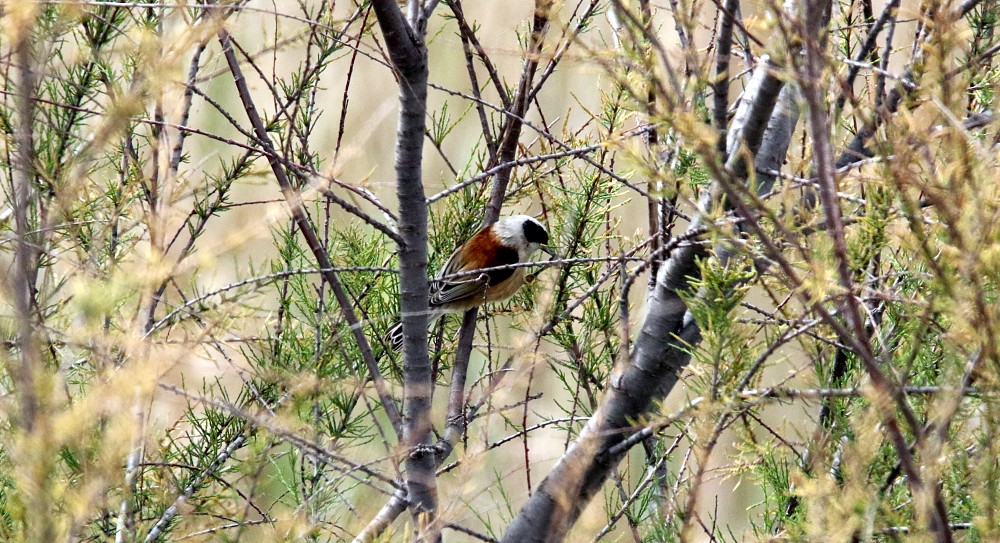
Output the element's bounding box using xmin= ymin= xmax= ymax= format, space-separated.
xmin=217 ymin=25 xmax=403 ymax=437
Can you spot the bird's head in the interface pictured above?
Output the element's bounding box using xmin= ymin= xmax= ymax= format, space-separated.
xmin=493 ymin=215 xmax=554 ymax=259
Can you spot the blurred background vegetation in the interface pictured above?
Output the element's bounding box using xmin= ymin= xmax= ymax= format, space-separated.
xmin=0 ymin=0 xmax=999 ymax=541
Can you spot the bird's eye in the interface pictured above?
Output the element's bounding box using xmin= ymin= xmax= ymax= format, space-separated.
xmin=522 ymin=220 xmax=549 ymax=245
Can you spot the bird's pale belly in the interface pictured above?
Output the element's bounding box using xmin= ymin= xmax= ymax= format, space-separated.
xmin=441 ymin=268 xmax=526 ymax=312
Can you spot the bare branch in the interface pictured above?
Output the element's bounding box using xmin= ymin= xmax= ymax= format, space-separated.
xmin=216 ymin=26 xmax=403 ymax=438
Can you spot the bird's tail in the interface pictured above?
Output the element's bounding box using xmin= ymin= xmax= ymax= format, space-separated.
xmin=384 ymin=319 xmax=404 ymax=351
xmin=384 ymin=309 xmax=445 ymax=351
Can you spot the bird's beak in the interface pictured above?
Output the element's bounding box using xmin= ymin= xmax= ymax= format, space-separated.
xmin=541 ymin=245 xmax=557 ymax=257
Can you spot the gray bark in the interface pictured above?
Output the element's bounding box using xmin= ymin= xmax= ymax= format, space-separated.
xmin=369 ymin=0 xmax=438 ymax=527
xmin=501 ymin=59 xmax=790 ymax=543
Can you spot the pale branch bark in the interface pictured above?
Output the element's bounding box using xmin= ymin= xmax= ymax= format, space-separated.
xmin=642 ymin=0 xmax=670 ymax=286
xmin=713 ymin=0 xmax=739 ymax=155
xmin=143 ymin=435 xmax=247 ymax=543
xmin=11 ymin=18 xmax=40 ymax=435
xmin=114 ymin=397 xmax=145 ymax=543
xmin=754 ymin=85 xmax=800 ymax=195
xmin=501 ymin=57 xmax=788 ymax=543
xmin=10 ymin=23 xmax=56 ymax=543
xmin=354 ymin=53 xmax=788 ymax=543
xmin=371 ymin=0 xmax=424 ymax=73
xmin=672 ymin=61 xmax=787 ymax=492
xmin=441 ymin=308 xmax=478 ymax=452
xmin=215 ymin=28 xmax=403 ymax=437
xmin=370 ymin=0 xmax=439 ymax=531
xmin=501 ymin=303 xmax=700 ymax=542
xmin=352 ymin=488 xmax=408 ymax=543
xmin=351 ymin=250 xmax=658 ymax=541
xmin=724 ymin=58 xmax=784 ymax=180
xmin=883 ymin=523 xmax=974 ymax=536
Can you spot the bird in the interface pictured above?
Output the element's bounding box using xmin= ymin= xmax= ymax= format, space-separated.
xmin=387 ymin=215 xmax=553 ymax=349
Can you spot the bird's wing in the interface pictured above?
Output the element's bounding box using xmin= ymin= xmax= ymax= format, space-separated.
xmin=430 ymin=240 xmax=519 ymax=307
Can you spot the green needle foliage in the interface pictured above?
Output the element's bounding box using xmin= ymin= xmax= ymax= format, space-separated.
xmin=1 ymin=0 xmax=1000 ymax=542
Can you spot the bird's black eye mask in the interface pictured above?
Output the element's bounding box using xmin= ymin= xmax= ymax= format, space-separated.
xmin=522 ymin=219 xmax=549 ymax=245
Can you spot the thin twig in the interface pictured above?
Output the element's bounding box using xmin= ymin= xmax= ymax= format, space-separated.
xmin=217 ymin=24 xmax=403 ymax=437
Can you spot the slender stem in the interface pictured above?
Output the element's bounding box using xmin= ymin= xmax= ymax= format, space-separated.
xmin=370 ymin=0 xmax=439 ymax=535
xmin=216 ymin=27 xmax=403 ymax=438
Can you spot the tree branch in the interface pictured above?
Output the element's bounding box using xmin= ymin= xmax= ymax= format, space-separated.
xmin=216 ymin=28 xmax=403 ymax=438
xmin=370 ymin=0 xmax=439 ymax=534
xmin=501 ymin=56 xmax=788 ymax=543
